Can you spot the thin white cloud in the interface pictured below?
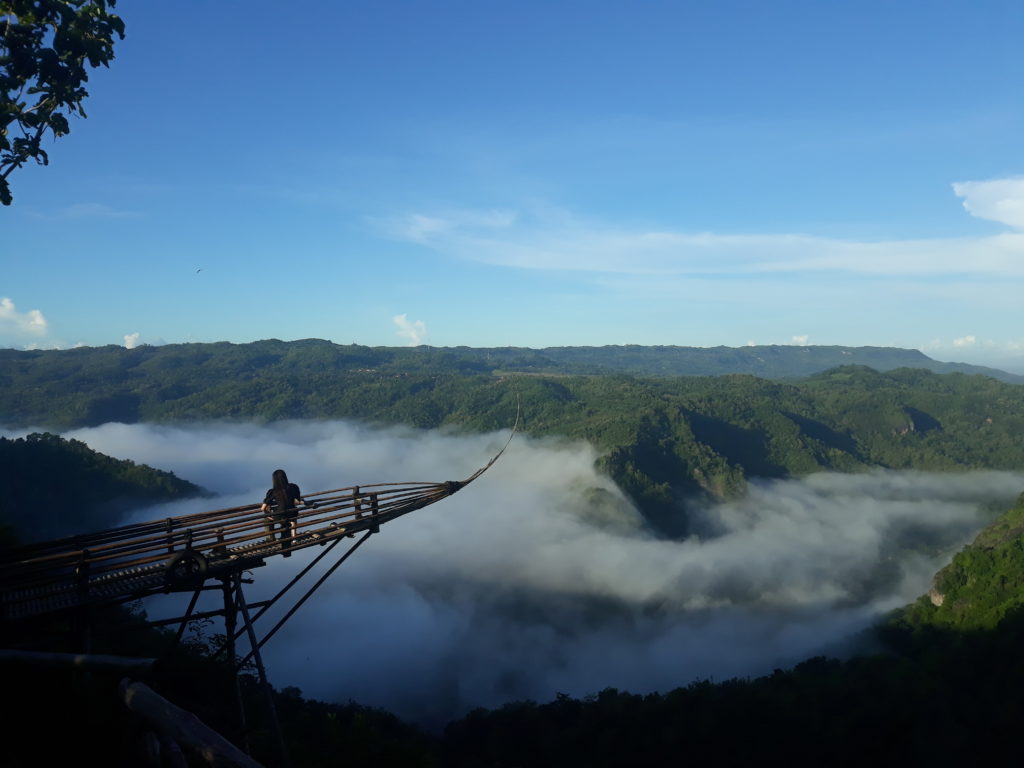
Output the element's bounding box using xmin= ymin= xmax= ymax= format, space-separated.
xmin=791 ymin=334 xmax=810 ymax=346
xmin=374 ymin=208 xmax=516 ymax=244
xmin=952 ymin=178 xmax=1024 ymax=229
xmin=61 ymin=202 xmax=141 ymax=219
xmin=0 ymin=297 xmax=48 ymax=339
xmin=953 ymin=335 xmax=977 ymax=348
xmin=387 ymin=179 xmax=1024 ymax=277
xmin=396 ymin=214 xmax=451 ymax=243
xmin=393 ymin=313 xmax=428 ymax=346
xmin=400 ymin=217 xmax=1024 ymax=277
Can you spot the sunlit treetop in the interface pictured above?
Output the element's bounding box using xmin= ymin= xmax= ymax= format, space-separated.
xmin=0 ymin=0 xmax=124 ymax=205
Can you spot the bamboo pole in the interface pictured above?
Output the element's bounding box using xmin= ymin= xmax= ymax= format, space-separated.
xmin=119 ymin=679 xmax=264 ymax=768
xmin=0 ymin=648 xmax=156 ymax=674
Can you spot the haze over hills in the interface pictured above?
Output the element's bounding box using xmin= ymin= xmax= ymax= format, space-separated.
xmin=2 ymin=340 xmax=1022 ymax=383
xmin=523 ymin=344 xmax=1024 ymax=383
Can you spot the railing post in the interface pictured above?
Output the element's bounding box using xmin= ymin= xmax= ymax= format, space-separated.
xmin=75 ymin=549 xmax=91 ymax=599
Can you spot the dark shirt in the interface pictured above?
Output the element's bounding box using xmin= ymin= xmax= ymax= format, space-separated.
xmin=264 ymin=483 xmax=302 ymax=517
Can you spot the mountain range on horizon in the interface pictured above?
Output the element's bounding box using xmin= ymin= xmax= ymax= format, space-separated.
xmin=459 ymin=342 xmax=1024 ymax=383
xmin=5 ymin=340 xmax=1020 ymax=385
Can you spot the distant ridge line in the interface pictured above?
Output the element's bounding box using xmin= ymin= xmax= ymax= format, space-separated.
xmin=2 ymin=340 xmax=1021 ymax=384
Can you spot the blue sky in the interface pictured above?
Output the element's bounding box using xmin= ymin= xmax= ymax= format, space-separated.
xmin=3 ymin=0 xmax=1024 ymax=371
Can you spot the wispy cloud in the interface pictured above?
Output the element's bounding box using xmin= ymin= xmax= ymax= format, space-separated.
xmin=60 ymin=202 xmax=142 ymax=219
xmin=385 ymin=179 xmax=1024 ymax=277
xmin=393 ymin=313 xmax=428 ymax=345
xmin=374 ymin=208 xmax=517 ymax=244
xmin=0 ymin=297 xmax=48 ymax=340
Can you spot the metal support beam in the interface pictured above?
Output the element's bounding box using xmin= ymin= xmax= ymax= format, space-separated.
xmin=237 ymin=531 xmax=373 ymax=670
xmin=174 ymin=587 xmax=203 ymax=645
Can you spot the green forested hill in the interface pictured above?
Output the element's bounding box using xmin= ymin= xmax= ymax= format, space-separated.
xmin=0 ymin=433 xmax=202 ymax=543
xmin=2 ymin=341 xmax=1024 ymax=535
xmin=892 ymin=492 xmax=1024 ymax=632
xmin=1 ymin=339 xmax=1020 ymax=388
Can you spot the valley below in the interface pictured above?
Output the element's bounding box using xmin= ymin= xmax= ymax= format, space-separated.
xmin=4 ymin=342 xmax=1024 ymax=764
xmin=7 ymin=419 xmax=1024 ymax=727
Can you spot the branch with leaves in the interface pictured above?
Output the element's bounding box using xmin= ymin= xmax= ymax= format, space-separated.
xmin=1 ymin=0 xmax=124 ymax=205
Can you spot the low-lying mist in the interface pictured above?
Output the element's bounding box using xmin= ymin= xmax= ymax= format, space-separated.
xmin=48 ymin=421 xmax=1024 ymax=726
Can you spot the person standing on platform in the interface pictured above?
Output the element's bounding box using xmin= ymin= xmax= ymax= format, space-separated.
xmin=261 ymin=468 xmax=308 ymax=557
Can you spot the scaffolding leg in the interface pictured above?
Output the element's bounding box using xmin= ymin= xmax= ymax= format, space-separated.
xmin=174 ymin=587 xmax=203 ymax=646
xmin=223 ymin=576 xmax=251 ymax=756
xmin=236 ymin=578 xmax=290 ymax=768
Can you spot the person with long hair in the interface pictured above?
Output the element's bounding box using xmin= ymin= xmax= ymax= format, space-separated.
xmin=260 ymin=468 xmax=309 ymax=556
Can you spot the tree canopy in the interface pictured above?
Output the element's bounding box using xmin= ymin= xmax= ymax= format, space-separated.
xmin=1 ymin=0 xmax=124 ymax=205
xmin=3 ymin=340 xmax=1024 ymax=537
xmin=0 ymin=431 xmax=201 ymax=542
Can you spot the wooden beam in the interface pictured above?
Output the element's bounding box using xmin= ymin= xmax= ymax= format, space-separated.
xmin=120 ymin=679 xmax=264 ymax=768
xmin=0 ymin=648 xmax=156 ymax=675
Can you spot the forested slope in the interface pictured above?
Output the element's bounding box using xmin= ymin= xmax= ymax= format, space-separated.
xmin=892 ymin=491 xmax=1024 ymax=632
xmin=2 ymin=341 xmax=1024 ymax=535
xmin=0 ymin=433 xmax=202 ymax=543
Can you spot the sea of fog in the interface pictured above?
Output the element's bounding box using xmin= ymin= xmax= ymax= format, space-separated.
xmin=17 ymin=421 xmax=1024 ymax=727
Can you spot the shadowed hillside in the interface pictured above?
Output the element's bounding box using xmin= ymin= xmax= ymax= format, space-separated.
xmin=0 ymin=433 xmax=202 ymax=543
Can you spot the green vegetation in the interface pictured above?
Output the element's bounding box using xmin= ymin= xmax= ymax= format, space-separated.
xmin=3 ymin=341 xmax=1024 ymax=535
xmin=0 ymin=431 xmax=201 ymax=542
xmin=892 ymin=492 xmax=1024 ymax=632
xmin=1 ymin=0 xmax=126 ymax=205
